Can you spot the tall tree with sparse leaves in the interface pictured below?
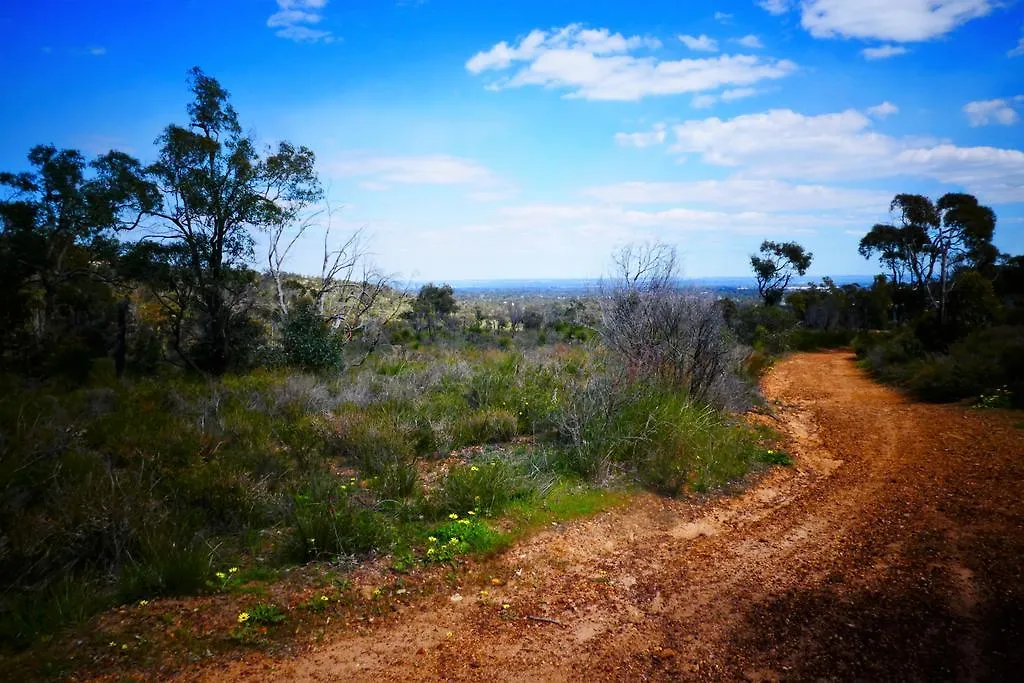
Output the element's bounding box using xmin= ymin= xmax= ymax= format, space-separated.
xmin=133 ymin=67 xmax=323 ymax=374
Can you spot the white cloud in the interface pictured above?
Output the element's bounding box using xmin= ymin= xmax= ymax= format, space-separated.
xmin=721 ymin=87 xmax=758 ymax=101
xmin=691 ymin=94 xmax=718 ymax=109
xmin=618 ymin=106 xmax=1024 ymax=202
xmin=267 ymin=10 xmax=321 ymax=28
xmin=580 ymin=179 xmax=892 ymax=213
xmin=679 ymin=34 xmax=719 ymax=52
xmin=689 ymin=87 xmax=760 ymax=109
xmin=736 ymin=35 xmax=764 ymax=48
xmin=466 ymin=24 xmax=797 ymax=101
xmin=758 ymin=0 xmax=791 ymax=16
xmin=1009 ymin=31 xmax=1024 ymax=57
xmin=614 ymin=123 xmax=667 ymax=147
xmin=800 ymin=0 xmax=994 ymax=42
xmin=963 ymin=99 xmax=1021 ymax=127
xmin=714 ymin=12 xmax=734 ymax=22
xmin=329 ymin=154 xmax=499 ymax=186
xmin=268 ymin=0 xmax=334 ymax=43
xmin=861 ymin=44 xmax=908 ymax=60
xmin=88 ymin=46 xmax=106 ymax=56
xmin=866 ymin=101 xmax=899 ymax=118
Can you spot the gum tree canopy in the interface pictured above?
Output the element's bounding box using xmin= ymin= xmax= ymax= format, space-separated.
xmin=859 ymin=193 xmax=996 ymax=325
xmin=127 ymin=67 xmax=323 ymax=374
xmin=750 ymin=240 xmax=813 ymax=306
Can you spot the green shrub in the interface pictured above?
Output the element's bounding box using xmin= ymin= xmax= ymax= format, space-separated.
xmin=0 ymin=578 xmax=106 ymax=650
xmin=286 ymin=474 xmax=392 ymax=562
xmin=452 ymin=409 xmax=520 ymax=448
xmin=281 ymin=300 xmax=344 ymax=372
xmin=330 ymin=410 xmax=415 ymax=476
xmin=558 ymin=379 xmax=761 ymax=495
xmin=424 ymin=517 xmax=503 ymax=563
xmin=435 ymin=459 xmax=534 ymax=516
xmin=371 ymin=458 xmax=421 ymax=501
xmin=246 ymin=602 xmax=286 ymax=625
xmin=118 ymin=526 xmax=211 ymax=601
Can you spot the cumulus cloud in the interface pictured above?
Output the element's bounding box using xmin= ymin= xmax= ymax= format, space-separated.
xmin=861 ymin=44 xmax=908 ymax=60
xmin=757 ymin=0 xmax=994 ymax=42
xmin=614 ymin=123 xmax=667 ymax=148
xmin=679 ymin=34 xmax=719 ymax=52
xmin=714 ymin=12 xmax=734 ymax=23
xmin=963 ymin=98 xmax=1021 ymax=127
xmin=866 ymin=101 xmax=899 ymax=118
xmin=800 ymin=0 xmax=994 ymax=42
xmin=616 ymin=106 xmax=1024 ymax=202
xmin=736 ymin=35 xmax=764 ymax=48
xmin=758 ymin=0 xmax=791 ymax=16
xmin=466 ymin=24 xmax=797 ymax=101
xmin=268 ymin=0 xmax=334 ymax=43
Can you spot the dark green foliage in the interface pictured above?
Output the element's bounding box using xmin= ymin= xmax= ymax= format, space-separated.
xmin=118 ymin=528 xmax=211 ymax=602
xmin=282 ymin=299 xmax=344 ymax=372
xmin=406 ymin=283 xmax=458 ymax=334
xmin=750 ymin=240 xmax=813 ymax=306
xmin=855 ymin=326 xmax=1024 ymax=406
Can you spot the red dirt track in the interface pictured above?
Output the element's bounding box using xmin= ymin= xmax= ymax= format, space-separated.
xmin=194 ymin=351 xmax=1024 ymax=681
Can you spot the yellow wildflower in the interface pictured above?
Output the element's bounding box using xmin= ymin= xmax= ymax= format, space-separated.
xmin=229 ymin=567 xmax=238 ymax=573
xmin=470 ymin=466 xmax=479 ymax=472
xmin=238 ymin=612 xmax=250 ymax=624
xmin=449 ymin=513 xmax=459 ymax=520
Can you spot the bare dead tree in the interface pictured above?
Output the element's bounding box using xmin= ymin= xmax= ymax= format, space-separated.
xmin=599 ymin=242 xmax=749 ymax=410
xmin=611 ymin=241 xmax=678 ymax=292
xmin=266 ymin=199 xmax=403 ymax=367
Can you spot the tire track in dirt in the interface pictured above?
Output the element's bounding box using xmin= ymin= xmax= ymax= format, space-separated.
xmin=192 ymin=351 xmax=1024 ymax=682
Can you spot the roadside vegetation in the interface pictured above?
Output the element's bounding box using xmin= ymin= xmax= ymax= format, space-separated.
xmin=1 ymin=67 xmax=1018 ymax=677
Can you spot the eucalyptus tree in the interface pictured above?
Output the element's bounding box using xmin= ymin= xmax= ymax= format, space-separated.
xmin=133 ymin=67 xmax=322 ymax=374
xmin=859 ymin=193 xmax=996 ymax=325
xmin=749 ymin=240 xmax=813 ymax=306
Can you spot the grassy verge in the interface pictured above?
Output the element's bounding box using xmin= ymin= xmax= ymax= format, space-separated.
xmin=1 ymin=343 xmax=790 ymax=675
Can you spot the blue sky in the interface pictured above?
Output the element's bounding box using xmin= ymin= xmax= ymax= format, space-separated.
xmin=1 ymin=0 xmax=1023 ymax=280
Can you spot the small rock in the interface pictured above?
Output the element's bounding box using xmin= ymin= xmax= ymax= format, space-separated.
xmin=656 ymin=648 xmax=677 ymax=660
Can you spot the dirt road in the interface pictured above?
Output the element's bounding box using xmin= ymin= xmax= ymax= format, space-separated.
xmin=198 ymin=351 xmax=1024 ymax=681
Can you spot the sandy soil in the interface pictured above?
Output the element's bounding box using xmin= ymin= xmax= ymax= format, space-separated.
xmin=191 ymin=351 xmax=1024 ymax=682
